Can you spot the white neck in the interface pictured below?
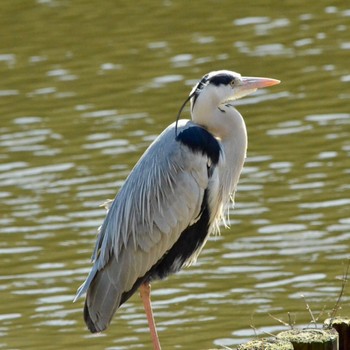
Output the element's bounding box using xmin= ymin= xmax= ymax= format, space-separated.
xmin=215 ymin=104 xmax=247 ymax=194
xmin=192 ymin=96 xmax=248 ymax=204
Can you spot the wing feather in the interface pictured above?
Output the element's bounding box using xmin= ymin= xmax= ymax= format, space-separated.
xmin=76 ymin=120 xmax=222 ymax=332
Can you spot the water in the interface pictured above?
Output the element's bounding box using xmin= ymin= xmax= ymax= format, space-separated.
xmin=1 ymin=1 xmax=350 ymax=349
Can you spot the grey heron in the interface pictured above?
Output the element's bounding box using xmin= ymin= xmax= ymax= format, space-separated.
xmin=74 ymin=70 xmax=280 ymax=350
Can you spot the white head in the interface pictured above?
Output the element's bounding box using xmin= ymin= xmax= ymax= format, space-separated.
xmin=179 ymin=70 xmax=280 ymax=137
xmin=190 ymin=70 xmax=280 ymax=110
xmin=175 ymin=70 xmax=280 ymax=138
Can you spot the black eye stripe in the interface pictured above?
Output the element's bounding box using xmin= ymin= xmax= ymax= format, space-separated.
xmin=208 ymin=73 xmax=234 ymax=86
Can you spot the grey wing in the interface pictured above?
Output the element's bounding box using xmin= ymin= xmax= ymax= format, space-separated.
xmin=74 ymin=120 xmax=220 ymax=332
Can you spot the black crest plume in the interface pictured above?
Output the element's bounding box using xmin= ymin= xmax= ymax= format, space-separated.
xmin=175 ymin=74 xmax=209 ymax=138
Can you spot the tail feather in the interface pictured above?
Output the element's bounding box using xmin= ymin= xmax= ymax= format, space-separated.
xmin=83 ymin=302 xmax=99 ymax=333
xmin=79 ymin=234 xmax=172 ymax=333
xmin=83 ymin=259 xmax=123 ymax=332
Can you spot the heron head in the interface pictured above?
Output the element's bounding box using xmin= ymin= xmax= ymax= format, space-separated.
xmin=174 ymin=70 xmax=280 ymax=137
xmin=190 ymin=70 xmax=280 ymax=108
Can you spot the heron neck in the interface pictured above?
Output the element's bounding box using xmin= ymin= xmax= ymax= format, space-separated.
xmin=192 ymin=101 xmax=248 ymax=188
xmin=216 ymin=105 xmax=248 ymax=196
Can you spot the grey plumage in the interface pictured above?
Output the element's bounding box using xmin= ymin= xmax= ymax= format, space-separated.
xmin=76 ymin=120 xmax=224 ymax=332
xmin=74 ymin=70 xmax=280 ymax=335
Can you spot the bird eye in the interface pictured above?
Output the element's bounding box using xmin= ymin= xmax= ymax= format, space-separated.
xmin=230 ymin=79 xmax=235 ymax=87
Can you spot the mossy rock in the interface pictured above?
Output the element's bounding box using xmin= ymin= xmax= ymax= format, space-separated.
xmin=277 ymin=328 xmax=338 ymax=350
xmin=236 ymin=338 xmax=293 ymax=350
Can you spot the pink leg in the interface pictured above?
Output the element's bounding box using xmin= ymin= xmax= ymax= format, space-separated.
xmin=139 ymin=282 xmax=161 ymax=350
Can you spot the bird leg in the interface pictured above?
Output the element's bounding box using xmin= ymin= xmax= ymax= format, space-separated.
xmin=139 ymin=282 xmax=161 ymax=350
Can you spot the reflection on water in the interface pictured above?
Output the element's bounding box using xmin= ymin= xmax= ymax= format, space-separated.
xmin=0 ymin=1 xmax=350 ymax=349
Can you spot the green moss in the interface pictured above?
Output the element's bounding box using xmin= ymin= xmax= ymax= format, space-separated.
xmin=236 ymin=338 xmax=293 ymax=350
xmin=277 ymin=328 xmax=338 ymax=344
xmin=324 ymin=317 xmax=350 ymax=327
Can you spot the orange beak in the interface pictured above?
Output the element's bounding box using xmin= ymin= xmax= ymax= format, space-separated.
xmin=240 ymin=76 xmax=281 ymax=89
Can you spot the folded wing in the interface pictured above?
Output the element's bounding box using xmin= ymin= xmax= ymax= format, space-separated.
xmin=75 ymin=120 xmax=222 ymax=332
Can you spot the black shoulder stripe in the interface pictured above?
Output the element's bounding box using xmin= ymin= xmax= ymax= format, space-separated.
xmin=176 ymin=126 xmax=221 ymax=165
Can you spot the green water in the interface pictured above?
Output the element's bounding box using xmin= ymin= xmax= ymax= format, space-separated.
xmin=1 ymin=1 xmax=350 ymax=349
